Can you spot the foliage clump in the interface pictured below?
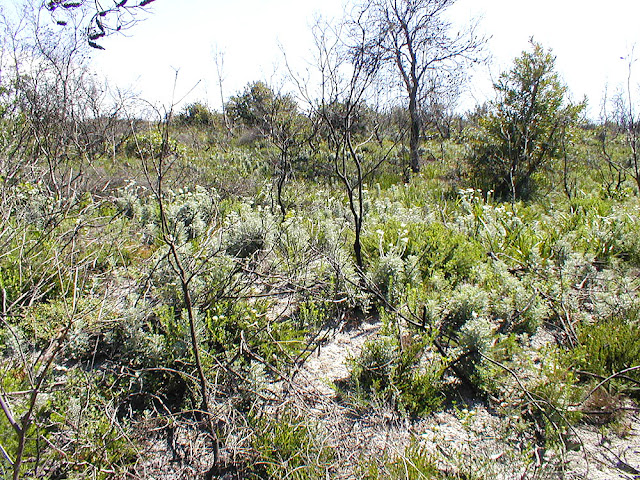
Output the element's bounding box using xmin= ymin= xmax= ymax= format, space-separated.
xmin=467 ymin=41 xmax=584 ymax=201
xmin=248 ymin=410 xmax=335 ymax=479
xmin=3 ymin=6 xmax=640 ymax=478
xmin=346 ymin=333 xmax=447 ymax=416
xmin=572 ymin=312 xmax=640 ymax=396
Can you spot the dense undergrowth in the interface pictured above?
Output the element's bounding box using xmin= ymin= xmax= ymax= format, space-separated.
xmin=1 ymin=15 xmax=639 ymax=476
xmin=1 ymin=121 xmax=639 ymax=478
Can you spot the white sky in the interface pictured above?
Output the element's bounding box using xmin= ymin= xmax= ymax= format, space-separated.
xmin=89 ymin=0 xmax=640 ymax=119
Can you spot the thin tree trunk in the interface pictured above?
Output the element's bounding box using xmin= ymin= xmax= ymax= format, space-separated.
xmin=409 ymin=91 xmax=421 ymax=174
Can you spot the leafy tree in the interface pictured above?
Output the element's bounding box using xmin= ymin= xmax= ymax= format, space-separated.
xmin=468 ymin=41 xmax=584 ymax=201
xmin=226 ymin=81 xmax=297 ymax=135
xmin=178 ymin=101 xmax=217 ymax=127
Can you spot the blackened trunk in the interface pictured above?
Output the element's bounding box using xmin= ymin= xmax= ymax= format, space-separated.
xmin=409 ymin=91 xmax=421 ymax=174
xmin=354 ymin=217 xmax=363 ymax=270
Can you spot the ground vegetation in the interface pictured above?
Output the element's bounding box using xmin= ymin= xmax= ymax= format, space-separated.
xmin=0 ymin=4 xmax=639 ymax=480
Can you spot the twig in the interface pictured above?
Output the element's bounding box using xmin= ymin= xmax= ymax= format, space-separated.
xmin=478 ymin=352 xmax=590 ymax=475
xmin=570 ymin=366 xmax=640 ymax=409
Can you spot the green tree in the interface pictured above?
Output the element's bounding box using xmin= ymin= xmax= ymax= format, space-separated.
xmin=226 ymin=81 xmax=298 ymax=135
xmin=468 ymin=41 xmax=584 ymax=201
xmin=178 ymin=101 xmax=217 ymax=127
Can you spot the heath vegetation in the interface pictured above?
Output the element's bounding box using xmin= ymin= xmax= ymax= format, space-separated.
xmin=0 ymin=1 xmax=639 ymax=479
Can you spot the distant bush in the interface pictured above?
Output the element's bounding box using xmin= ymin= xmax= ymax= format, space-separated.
xmin=122 ymin=130 xmax=183 ymax=160
xmin=177 ymin=101 xmax=217 ymax=127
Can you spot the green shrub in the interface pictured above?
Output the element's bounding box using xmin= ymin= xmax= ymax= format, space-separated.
xmin=350 ymin=336 xmax=397 ymax=395
xmin=177 ymin=101 xmax=218 ymax=127
xmin=45 ymin=369 xmax=139 ymax=479
xmin=223 ymin=207 xmax=273 ymax=258
xmin=413 ymin=223 xmax=484 ymax=284
xmin=166 ymin=186 xmax=218 ymax=241
xmin=293 ymin=300 xmax=334 ymax=330
xmin=476 ymin=261 xmax=547 ymax=334
xmin=0 ymin=226 xmax=64 ymax=309
xmin=442 ymin=284 xmax=490 ymax=331
xmin=347 ymin=334 xmax=445 ymax=416
xmin=529 ymin=349 xmax=584 ymax=447
xmin=360 ymin=440 xmax=480 ymax=479
xmin=249 ymin=411 xmax=334 ymax=479
xmin=0 ymin=366 xmax=46 ymax=479
xmin=361 ymin=220 xmax=483 ymax=286
xmin=572 ymin=313 xmax=640 ymax=396
xmin=122 ymin=130 xmax=184 ymax=160
xmin=205 ymin=300 xmax=306 ymax=373
xmin=370 ymin=252 xmax=406 ymax=303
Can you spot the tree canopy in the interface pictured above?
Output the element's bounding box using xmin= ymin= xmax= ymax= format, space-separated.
xmin=468 ymin=41 xmax=584 ymax=201
xmin=353 ymin=0 xmax=484 ymax=174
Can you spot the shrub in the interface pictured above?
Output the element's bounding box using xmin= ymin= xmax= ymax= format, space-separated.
xmin=528 ymin=349 xmax=584 ymax=447
xmin=177 ymin=101 xmax=217 ymax=127
xmin=205 ymin=300 xmax=306 ymax=373
xmin=457 ymin=314 xmax=494 ymax=356
xmin=442 ymin=284 xmax=490 ymax=331
xmin=370 ymin=252 xmax=406 ymax=302
xmin=122 ymin=130 xmax=183 ymax=160
xmin=347 ymin=334 xmax=446 ymax=416
xmin=249 ymin=410 xmax=334 ymax=479
xmin=360 ymin=439 xmax=483 ymax=479
xmin=165 ymin=186 xmax=218 ymax=241
xmin=350 ymin=336 xmax=397 ymax=395
xmin=476 ymin=261 xmax=548 ymax=334
xmin=223 ymin=207 xmax=273 ymax=258
xmin=465 ymin=41 xmax=583 ymax=201
xmin=45 ymin=369 xmax=139 ymax=478
xmin=413 ymin=223 xmax=484 ymax=284
xmin=572 ymin=313 xmax=640 ymax=396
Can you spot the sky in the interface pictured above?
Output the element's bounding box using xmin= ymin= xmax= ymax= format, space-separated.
xmin=87 ymin=0 xmax=640 ymax=119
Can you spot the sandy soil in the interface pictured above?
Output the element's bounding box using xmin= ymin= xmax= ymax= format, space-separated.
xmin=290 ymin=319 xmax=640 ymax=479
